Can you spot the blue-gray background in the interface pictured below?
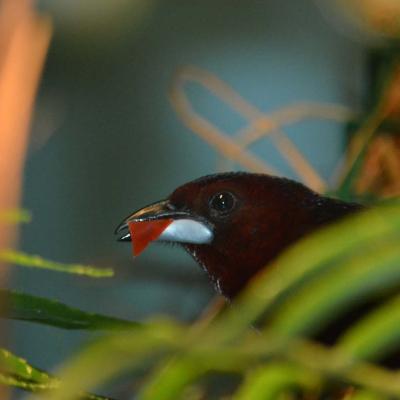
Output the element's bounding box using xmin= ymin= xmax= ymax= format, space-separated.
xmin=10 ymin=0 xmax=366 ymax=390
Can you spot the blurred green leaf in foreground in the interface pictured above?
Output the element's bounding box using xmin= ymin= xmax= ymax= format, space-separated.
xmin=14 ymin=201 xmax=399 ymax=400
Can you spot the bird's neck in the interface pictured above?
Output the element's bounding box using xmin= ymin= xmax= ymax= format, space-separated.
xmin=184 ymin=243 xmax=250 ymax=298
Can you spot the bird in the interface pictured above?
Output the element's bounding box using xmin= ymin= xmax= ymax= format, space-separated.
xmin=115 ymin=172 xmax=363 ymax=299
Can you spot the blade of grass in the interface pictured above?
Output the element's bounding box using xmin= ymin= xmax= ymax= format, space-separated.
xmin=0 ymin=290 xmax=139 ymax=330
xmin=0 ymin=250 xmax=113 ymax=277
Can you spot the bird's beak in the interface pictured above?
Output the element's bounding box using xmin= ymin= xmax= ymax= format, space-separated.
xmin=114 ymin=199 xmax=213 ymax=245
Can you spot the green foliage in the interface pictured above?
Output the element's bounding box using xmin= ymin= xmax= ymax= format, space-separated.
xmin=0 ymin=348 xmax=111 ymax=400
xmin=0 ymin=250 xmax=113 ymax=277
xmin=0 ymin=209 xmax=31 ymax=224
xmin=335 ymin=61 xmax=398 ymax=200
xmin=0 ymin=290 xmax=139 ymax=330
xmin=0 ymin=348 xmax=53 ymax=385
xmin=14 ymin=202 xmax=399 ymax=399
xmin=233 ymin=363 xmax=319 ymax=400
xmin=0 ymin=216 xmax=116 ymax=397
xmin=338 ymin=293 xmax=400 ymax=360
xmin=2 ymin=203 xmax=400 ymax=399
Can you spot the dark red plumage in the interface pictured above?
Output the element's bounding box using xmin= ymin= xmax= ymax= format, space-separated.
xmin=116 ymin=172 xmax=363 ymax=298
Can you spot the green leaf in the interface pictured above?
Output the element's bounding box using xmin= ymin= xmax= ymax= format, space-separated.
xmin=350 ymin=390 xmax=385 ymax=400
xmin=0 ymin=374 xmax=112 ymax=400
xmin=0 ymin=209 xmax=31 ymax=224
xmin=0 ymin=250 xmax=113 ymax=277
xmin=266 ymin=238 xmax=400 ymax=337
xmin=233 ymin=363 xmax=319 ymax=400
xmin=0 ymin=373 xmax=56 ymax=392
xmin=338 ymin=294 xmax=400 ymax=361
xmin=0 ymin=348 xmax=52 ymax=384
xmin=0 ymin=289 xmax=139 ymax=330
xmin=0 ymin=348 xmax=113 ymax=399
xmin=139 ymin=357 xmax=203 ymax=400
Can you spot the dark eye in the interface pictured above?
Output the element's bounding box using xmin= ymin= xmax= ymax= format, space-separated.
xmin=209 ymin=192 xmax=236 ymax=215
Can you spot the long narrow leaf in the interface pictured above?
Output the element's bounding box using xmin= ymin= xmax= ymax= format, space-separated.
xmin=0 ymin=374 xmax=112 ymax=400
xmin=0 ymin=348 xmax=51 ymax=384
xmin=0 ymin=290 xmax=139 ymax=330
xmin=0 ymin=373 xmax=56 ymax=392
xmin=0 ymin=348 xmax=113 ymax=399
xmin=233 ymin=363 xmax=319 ymax=400
xmin=350 ymin=390 xmax=384 ymax=400
xmin=338 ymin=294 xmax=400 ymax=361
xmin=139 ymin=357 xmax=203 ymax=400
xmin=267 ymin=238 xmax=400 ymax=337
xmin=0 ymin=250 xmax=113 ymax=277
xmin=0 ymin=209 xmax=31 ymax=224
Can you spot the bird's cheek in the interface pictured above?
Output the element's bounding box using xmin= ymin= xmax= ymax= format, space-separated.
xmin=212 ymin=232 xmax=242 ymax=256
xmin=250 ymin=227 xmax=259 ymax=237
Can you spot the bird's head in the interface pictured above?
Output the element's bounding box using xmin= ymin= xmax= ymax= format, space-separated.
xmin=115 ymin=172 xmax=361 ymax=298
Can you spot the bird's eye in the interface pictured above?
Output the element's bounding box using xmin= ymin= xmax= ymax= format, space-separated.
xmin=209 ymin=192 xmax=236 ymax=215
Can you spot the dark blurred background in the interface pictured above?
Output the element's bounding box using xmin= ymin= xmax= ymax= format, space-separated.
xmin=8 ymin=0 xmax=391 ymax=379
